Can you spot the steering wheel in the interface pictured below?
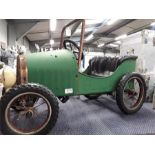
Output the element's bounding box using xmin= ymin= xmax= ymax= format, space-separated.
xmin=63 ymin=39 xmax=83 ymax=60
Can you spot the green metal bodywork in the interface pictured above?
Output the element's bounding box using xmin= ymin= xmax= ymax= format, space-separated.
xmin=27 ymin=49 xmax=136 ymax=97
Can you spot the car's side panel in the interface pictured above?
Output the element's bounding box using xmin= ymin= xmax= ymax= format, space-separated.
xmin=27 ymin=49 xmax=78 ymax=96
xmin=77 ymin=59 xmax=136 ymax=95
xmin=27 ymin=50 xmax=136 ymax=97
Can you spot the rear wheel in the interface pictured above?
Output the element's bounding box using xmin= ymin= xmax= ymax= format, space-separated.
xmin=116 ymin=73 xmax=146 ymax=114
xmin=0 ymin=83 xmax=59 ymax=135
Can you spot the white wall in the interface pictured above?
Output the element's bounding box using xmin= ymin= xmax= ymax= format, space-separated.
xmin=121 ymin=30 xmax=155 ymax=75
xmin=0 ymin=19 xmax=7 ymax=46
xmin=8 ymin=24 xmax=16 ymax=47
xmin=8 ymin=24 xmax=30 ymax=51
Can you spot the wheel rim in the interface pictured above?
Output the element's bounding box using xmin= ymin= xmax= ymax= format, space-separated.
xmin=5 ymin=92 xmax=52 ymax=135
xmin=123 ymin=77 xmax=144 ymax=110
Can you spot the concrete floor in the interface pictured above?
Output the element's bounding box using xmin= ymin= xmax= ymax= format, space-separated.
xmin=1 ymin=95 xmax=155 ymax=135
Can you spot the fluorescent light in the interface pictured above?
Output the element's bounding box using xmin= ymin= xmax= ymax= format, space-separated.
xmin=115 ymin=41 xmax=121 ymax=44
xmin=75 ymin=27 xmax=94 ymax=34
xmin=151 ymin=22 xmax=155 ymax=26
xmin=85 ymin=34 xmax=93 ymax=41
xmin=109 ymin=44 xmax=119 ymax=47
xmin=50 ymin=19 xmax=57 ymax=31
xmin=86 ymin=19 xmax=103 ymax=25
xmin=98 ymin=43 xmax=105 ymax=47
xmin=50 ymin=39 xmax=54 ymax=45
xmin=115 ymin=34 xmax=127 ymax=40
xmin=107 ymin=19 xmax=118 ymax=25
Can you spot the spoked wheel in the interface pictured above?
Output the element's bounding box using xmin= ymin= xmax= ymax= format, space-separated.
xmin=7 ymin=93 xmax=51 ymax=134
xmin=116 ymin=73 xmax=146 ymax=114
xmin=0 ymin=84 xmax=59 ymax=135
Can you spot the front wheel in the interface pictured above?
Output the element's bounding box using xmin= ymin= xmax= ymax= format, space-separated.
xmin=0 ymin=83 xmax=59 ymax=135
xmin=116 ymin=73 xmax=146 ymax=114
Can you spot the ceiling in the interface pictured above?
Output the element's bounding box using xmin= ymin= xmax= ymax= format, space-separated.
xmin=8 ymin=19 xmax=155 ymax=49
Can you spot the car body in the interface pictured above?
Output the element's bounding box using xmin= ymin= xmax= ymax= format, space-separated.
xmin=27 ymin=49 xmax=137 ymax=96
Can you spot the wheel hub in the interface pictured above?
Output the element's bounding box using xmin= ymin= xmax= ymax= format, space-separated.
xmin=26 ymin=109 xmax=33 ymax=118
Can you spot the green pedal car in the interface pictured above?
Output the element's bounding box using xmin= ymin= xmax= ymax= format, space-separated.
xmin=0 ymin=20 xmax=146 ymax=135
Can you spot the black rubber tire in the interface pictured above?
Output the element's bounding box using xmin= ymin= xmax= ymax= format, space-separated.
xmin=85 ymin=94 xmax=100 ymax=100
xmin=0 ymin=83 xmax=59 ymax=135
xmin=116 ymin=73 xmax=146 ymax=114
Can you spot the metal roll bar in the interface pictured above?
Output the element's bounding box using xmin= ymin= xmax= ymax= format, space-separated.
xmin=60 ymin=19 xmax=85 ymax=68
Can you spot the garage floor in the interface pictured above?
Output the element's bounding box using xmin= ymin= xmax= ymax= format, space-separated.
xmin=50 ymin=95 xmax=155 ymax=135
xmin=0 ymin=95 xmax=155 ymax=135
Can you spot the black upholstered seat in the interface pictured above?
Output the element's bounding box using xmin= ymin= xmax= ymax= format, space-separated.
xmin=84 ymin=55 xmax=137 ymax=76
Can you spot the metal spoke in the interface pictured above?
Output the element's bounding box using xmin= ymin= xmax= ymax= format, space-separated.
xmin=34 ymin=97 xmax=40 ymax=105
xmin=33 ymin=101 xmax=46 ymax=109
xmin=33 ymin=109 xmax=48 ymax=118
